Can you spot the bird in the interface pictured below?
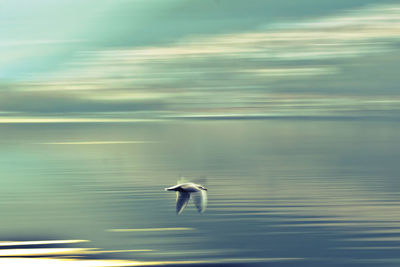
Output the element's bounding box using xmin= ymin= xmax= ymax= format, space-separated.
xmin=165 ymin=182 xmax=208 ymax=214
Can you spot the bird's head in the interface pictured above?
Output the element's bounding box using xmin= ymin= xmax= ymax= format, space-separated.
xmin=198 ymin=185 xmax=207 ymax=191
xmin=165 ymin=185 xmax=179 ymax=191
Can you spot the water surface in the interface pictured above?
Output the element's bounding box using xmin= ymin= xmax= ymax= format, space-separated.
xmin=0 ymin=119 xmax=400 ymax=266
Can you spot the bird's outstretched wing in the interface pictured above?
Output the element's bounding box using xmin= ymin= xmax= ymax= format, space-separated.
xmin=193 ymin=190 xmax=207 ymax=213
xmin=176 ymin=191 xmax=190 ymax=214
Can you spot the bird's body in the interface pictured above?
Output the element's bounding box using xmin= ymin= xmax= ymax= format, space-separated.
xmin=165 ymin=182 xmax=207 ymax=214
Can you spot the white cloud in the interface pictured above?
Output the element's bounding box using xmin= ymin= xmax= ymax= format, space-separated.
xmin=3 ymin=3 xmax=400 ymax=119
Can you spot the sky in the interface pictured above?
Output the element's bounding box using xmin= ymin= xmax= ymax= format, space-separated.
xmin=1 ymin=0 xmax=400 ymax=121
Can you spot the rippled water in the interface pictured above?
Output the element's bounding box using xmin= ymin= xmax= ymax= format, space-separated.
xmin=0 ymin=119 xmax=400 ymax=266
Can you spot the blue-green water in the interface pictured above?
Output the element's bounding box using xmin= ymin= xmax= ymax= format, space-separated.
xmin=1 ymin=119 xmax=400 ymax=266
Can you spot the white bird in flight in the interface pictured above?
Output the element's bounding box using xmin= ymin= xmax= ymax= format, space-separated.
xmin=165 ymin=182 xmax=208 ymax=214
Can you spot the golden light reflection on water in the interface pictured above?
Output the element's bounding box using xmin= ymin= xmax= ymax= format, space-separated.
xmin=0 ymin=240 xmax=89 ymax=246
xmin=35 ymin=141 xmax=157 ymax=145
xmin=0 ymin=239 xmax=157 ymax=267
xmin=0 ymin=258 xmax=161 ymax=267
xmin=107 ymin=228 xmax=195 ymax=232
xmin=0 ymin=238 xmax=303 ymax=267
xmin=0 ymin=257 xmax=304 ymax=267
xmin=0 ymin=248 xmax=96 ymax=257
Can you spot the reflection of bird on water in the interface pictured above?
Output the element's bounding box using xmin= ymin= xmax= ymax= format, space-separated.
xmin=165 ymin=182 xmax=208 ymax=214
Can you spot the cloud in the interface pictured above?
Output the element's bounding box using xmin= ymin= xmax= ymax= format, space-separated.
xmin=0 ymin=91 xmax=166 ymax=113
xmin=35 ymin=3 xmax=399 ymax=88
xmin=0 ymin=39 xmax=84 ymax=47
xmin=3 ymin=3 xmax=400 ymax=119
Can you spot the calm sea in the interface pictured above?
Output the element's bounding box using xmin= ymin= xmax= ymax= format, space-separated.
xmin=0 ymin=119 xmax=400 ymax=266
